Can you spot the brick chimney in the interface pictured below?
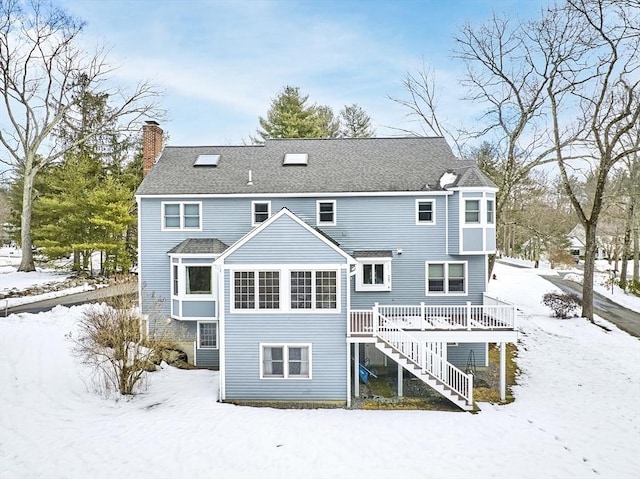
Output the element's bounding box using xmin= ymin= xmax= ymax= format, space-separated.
xmin=142 ymin=120 xmax=163 ymax=177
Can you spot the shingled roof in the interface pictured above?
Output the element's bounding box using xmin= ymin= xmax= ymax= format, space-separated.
xmin=136 ymin=137 xmax=496 ymax=196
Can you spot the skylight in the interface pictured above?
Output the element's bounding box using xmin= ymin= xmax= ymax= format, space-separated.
xmin=194 ymin=154 xmax=220 ymax=166
xmin=283 ymin=153 xmax=308 ymax=166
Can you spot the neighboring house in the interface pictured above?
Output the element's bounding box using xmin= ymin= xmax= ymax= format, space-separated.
xmin=567 ymin=224 xmax=606 ymax=260
xmin=136 ymin=122 xmax=518 ymax=411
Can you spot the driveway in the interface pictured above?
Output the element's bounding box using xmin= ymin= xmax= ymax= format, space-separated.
xmin=1 ymin=282 xmax=137 ymax=317
xmin=540 ymin=274 xmax=640 ymax=338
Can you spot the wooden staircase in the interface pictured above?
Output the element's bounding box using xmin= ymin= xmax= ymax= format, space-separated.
xmin=373 ymin=314 xmax=475 ymax=411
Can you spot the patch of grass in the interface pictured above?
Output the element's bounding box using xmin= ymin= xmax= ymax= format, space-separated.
xmin=474 ymin=343 xmax=518 ymax=404
xmin=367 ymin=375 xmax=396 ymax=397
xmin=226 ymin=400 xmax=346 ymax=409
xmin=361 ymin=397 xmax=461 ymax=411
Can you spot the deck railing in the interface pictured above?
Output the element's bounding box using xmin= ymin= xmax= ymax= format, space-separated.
xmin=375 ymin=313 xmax=473 ymax=405
xmin=349 ymin=300 xmax=516 ymax=335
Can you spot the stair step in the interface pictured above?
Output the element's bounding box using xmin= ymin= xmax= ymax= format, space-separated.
xmin=374 ymin=336 xmax=473 ymax=411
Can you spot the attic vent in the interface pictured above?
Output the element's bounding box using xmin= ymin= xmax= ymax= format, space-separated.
xmin=194 ymin=154 xmax=220 ymax=166
xmin=283 ymin=153 xmax=308 ymax=166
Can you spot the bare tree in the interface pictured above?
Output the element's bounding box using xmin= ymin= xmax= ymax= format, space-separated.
xmin=0 ymin=0 xmax=162 ymax=271
xmin=541 ymin=0 xmax=640 ymax=320
xmin=616 ymin=128 xmax=640 ymax=290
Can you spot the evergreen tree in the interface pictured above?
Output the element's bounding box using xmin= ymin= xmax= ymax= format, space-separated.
xmin=255 ymin=86 xmax=323 ymax=142
xmin=315 ymin=105 xmax=340 ymax=138
xmin=339 ymin=104 xmax=375 ymax=138
xmin=28 ymin=89 xmax=141 ymax=275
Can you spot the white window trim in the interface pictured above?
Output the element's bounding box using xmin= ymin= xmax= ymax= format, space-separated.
xmin=290 ymin=270 xmax=339 ymax=311
xmin=425 ymin=261 xmax=468 ymax=296
xmin=161 ymin=201 xmax=202 ymax=231
xmin=171 ymin=262 xmax=215 ymax=300
xmin=316 ymin=199 xmax=337 ymax=226
xmin=259 ymin=343 xmax=312 ymax=380
xmin=230 ymin=267 xmax=341 ymax=313
xmin=415 ymin=199 xmax=436 ymax=225
xmin=487 ymin=199 xmax=495 ymax=225
xmin=464 ymin=199 xmax=481 ymax=225
xmin=197 ymin=321 xmax=219 ymax=350
xmin=355 ymin=258 xmax=392 ymax=292
xmin=251 ymin=200 xmax=271 ymax=226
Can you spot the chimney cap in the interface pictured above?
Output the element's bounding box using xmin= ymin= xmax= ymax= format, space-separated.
xmin=145 ymin=120 xmax=160 ymax=126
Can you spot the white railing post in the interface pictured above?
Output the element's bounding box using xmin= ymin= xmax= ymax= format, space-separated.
xmin=468 ymin=373 xmax=474 ymax=406
xmin=466 ymin=301 xmax=472 ymax=330
xmin=420 ymin=301 xmax=426 ymax=330
xmin=373 ymin=302 xmax=379 ymax=336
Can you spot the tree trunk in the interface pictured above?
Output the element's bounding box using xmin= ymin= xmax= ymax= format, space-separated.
xmin=619 ymin=201 xmax=633 ymax=290
xmin=634 ymin=220 xmax=639 ymax=283
xmin=18 ymin=165 xmax=37 ymax=272
xmin=582 ymin=222 xmax=597 ymax=321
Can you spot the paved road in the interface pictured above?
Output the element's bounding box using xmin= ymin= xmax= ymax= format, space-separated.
xmin=540 ymin=275 xmax=640 ymax=338
xmin=496 ymin=260 xmax=640 ymax=338
xmin=1 ymin=282 xmax=137 ymax=317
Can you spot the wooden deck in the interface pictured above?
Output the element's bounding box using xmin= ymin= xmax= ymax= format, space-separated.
xmin=349 ymin=303 xmax=517 ymax=337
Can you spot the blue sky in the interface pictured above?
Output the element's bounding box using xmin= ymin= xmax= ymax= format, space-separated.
xmin=60 ymin=0 xmax=549 ymax=147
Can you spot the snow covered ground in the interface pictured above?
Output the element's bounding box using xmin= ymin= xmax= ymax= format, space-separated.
xmin=1 ymin=262 xmax=639 ymax=479
xmin=0 ymin=247 xmax=102 ymax=309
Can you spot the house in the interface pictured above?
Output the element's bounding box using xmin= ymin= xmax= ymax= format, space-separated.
xmin=136 ymin=121 xmax=518 ymax=411
xmin=567 ymin=224 xmax=606 ymax=260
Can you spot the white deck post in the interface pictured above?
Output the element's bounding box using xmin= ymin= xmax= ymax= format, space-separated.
xmin=466 ymin=301 xmax=472 ymax=330
xmin=420 ymin=301 xmax=426 ymax=330
xmin=373 ymin=302 xmax=379 ymax=335
xmin=500 ymin=342 xmax=506 ymax=401
xmin=397 ymin=362 xmax=403 ymax=397
xmin=346 ymin=342 xmax=352 ymax=407
xmin=354 ymin=343 xmax=360 ymax=398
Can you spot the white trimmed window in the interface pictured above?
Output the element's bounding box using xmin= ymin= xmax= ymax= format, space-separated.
xmin=464 ymin=200 xmax=480 ymax=224
xmin=171 ymin=264 xmax=213 ymax=297
xmin=316 ymin=200 xmax=336 ymax=226
xmin=252 ymin=201 xmax=271 ymax=226
xmin=162 ymin=202 xmax=201 ymax=230
xmin=487 ymin=199 xmax=495 ymax=224
xmin=416 ymin=199 xmax=435 ymax=224
xmin=233 ymin=271 xmax=280 ymax=310
xmin=261 ymin=344 xmax=311 ymax=379
xmin=290 ymin=270 xmax=337 ymax=310
xmin=426 ymin=262 xmax=467 ymax=295
xmin=356 ymin=258 xmax=392 ymax=292
xmin=198 ymin=322 xmax=218 ymax=349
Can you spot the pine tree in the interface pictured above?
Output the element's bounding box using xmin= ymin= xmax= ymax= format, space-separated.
xmin=339 ymin=104 xmax=375 ymax=138
xmin=255 ymin=86 xmax=345 ymax=142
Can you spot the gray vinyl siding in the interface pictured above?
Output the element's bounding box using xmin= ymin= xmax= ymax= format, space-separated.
xmin=463 ymin=228 xmax=484 ymax=252
xmin=448 ymin=193 xmax=460 ymax=254
xmin=196 ymin=347 xmax=219 ymax=369
xmin=223 ymin=269 xmax=348 ymax=400
xmin=224 ymin=214 xmax=345 ymax=264
xmin=139 ymin=193 xmax=492 ymax=362
xmin=486 ymin=228 xmax=496 ymax=251
xmin=447 ymin=343 xmax=487 ymax=369
xmin=182 ymin=301 xmax=216 ymax=317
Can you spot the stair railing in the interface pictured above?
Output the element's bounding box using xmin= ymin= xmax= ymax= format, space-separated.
xmin=373 ymin=304 xmax=473 ymax=406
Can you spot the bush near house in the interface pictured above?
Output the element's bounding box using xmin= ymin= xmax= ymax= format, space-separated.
xmin=542 ymin=292 xmax=581 ymax=319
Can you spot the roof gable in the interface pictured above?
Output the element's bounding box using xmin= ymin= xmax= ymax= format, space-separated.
xmin=214 ymin=208 xmax=356 ymax=265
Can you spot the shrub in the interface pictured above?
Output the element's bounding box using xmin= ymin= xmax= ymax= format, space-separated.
xmin=70 ymin=291 xmax=178 ymax=397
xmin=542 ymin=292 xmax=581 ymax=319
